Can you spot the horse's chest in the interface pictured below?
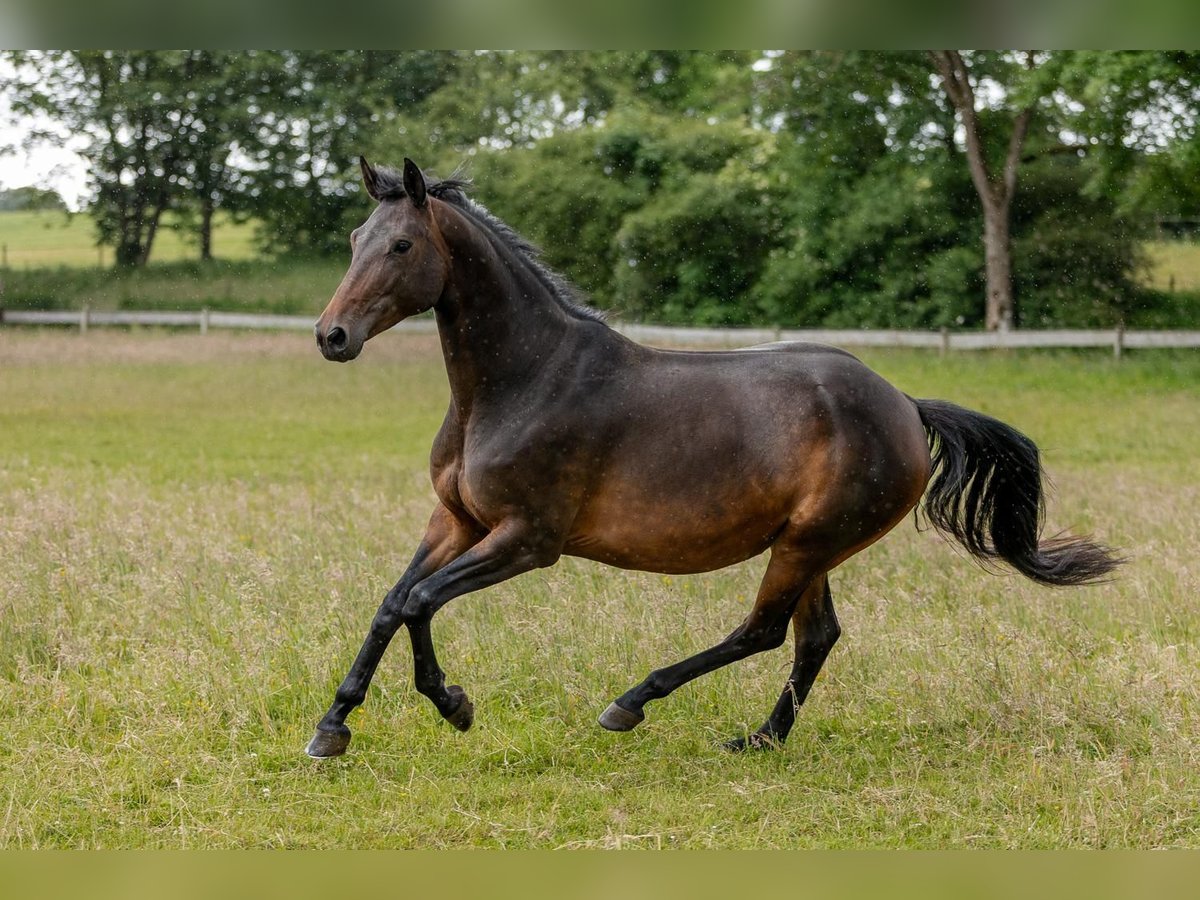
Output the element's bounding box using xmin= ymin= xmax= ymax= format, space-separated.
xmin=433 ymin=425 xmax=583 ymax=531
xmin=451 ymin=456 xmax=508 ymax=529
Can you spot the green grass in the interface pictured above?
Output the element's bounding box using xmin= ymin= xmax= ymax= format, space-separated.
xmin=1144 ymin=240 xmax=1200 ymax=293
xmin=0 ymin=332 xmax=1198 ymax=848
xmin=0 ymin=210 xmax=342 ymax=317
xmin=0 ymin=258 xmax=346 ymax=316
xmin=0 ymin=210 xmax=259 ymax=268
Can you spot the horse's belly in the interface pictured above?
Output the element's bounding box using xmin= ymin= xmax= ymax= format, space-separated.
xmin=563 ymin=489 xmax=787 ymax=575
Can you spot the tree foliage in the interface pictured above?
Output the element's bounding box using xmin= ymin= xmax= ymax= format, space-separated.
xmin=2 ymin=50 xmax=1195 ymax=328
xmin=0 ymin=185 xmax=66 ymax=211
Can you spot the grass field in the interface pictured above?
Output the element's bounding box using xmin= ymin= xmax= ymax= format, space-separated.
xmin=1145 ymin=241 xmax=1200 ymax=293
xmin=0 ymin=210 xmax=342 ymax=315
xmin=0 ymin=331 xmax=1197 ymax=848
xmin=0 ymin=210 xmax=259 ymax=268
xmin=0 ymin=258 xmax=346 ymax=316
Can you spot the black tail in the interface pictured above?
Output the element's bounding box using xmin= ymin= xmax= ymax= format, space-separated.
xmin=914 ymin=399 xmax=1123 ymax=586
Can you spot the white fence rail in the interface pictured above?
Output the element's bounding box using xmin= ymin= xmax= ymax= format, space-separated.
xmin=2 ymin=307 xmax=1199 ymax=356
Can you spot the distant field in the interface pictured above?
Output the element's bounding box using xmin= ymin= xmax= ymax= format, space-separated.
xmin=1144 ymin=241 xmax=1200 ymax=293
xmin=0 ymin=258 xmax=346 ymax=316
xmin=0 ymin=332 xmax=1196 ymax=848
xmin=0 ymin=210 xmax=259 ymax=268
xmin=0 ymin=210 xmax=343 ymax=315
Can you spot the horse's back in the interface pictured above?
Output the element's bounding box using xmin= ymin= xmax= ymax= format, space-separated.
xmin=557 ymin=338 xmax=930 ymax=574
xmin=734 ymin=339 xmax=859 ymax=359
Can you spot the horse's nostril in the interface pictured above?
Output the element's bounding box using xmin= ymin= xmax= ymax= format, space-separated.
xmin=327 ymin=326 xmax=348 ymax=351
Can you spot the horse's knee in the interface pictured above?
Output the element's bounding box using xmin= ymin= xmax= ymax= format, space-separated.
xmin=744 ymin=618 xmax=790 ymax=653
xmin=400 ymin=583 xmax=436 ymax=621
xmin=807 ymin=588 xmax=840 ymax=655
xmin=822 ymin=616 xmax=841 ymax=651
xmin=369 ymin=605 xmax=404 ymax=639
xmin=513 ymin=535 xmax=561 ymax=570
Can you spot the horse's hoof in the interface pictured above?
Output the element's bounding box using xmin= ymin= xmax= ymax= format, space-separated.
xmin=306 ymin=725 xmax=351 ymax=759
xmin=599 ymin=701 xmax=645 ymax=732
xmin=444 ymin=685 xmax=474 ymax=732
xmin=723 ymin=732 xmax=779 ymax=753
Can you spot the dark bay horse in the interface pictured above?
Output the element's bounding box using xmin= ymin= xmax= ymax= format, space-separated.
xmin=306 ymin=157 xmax=1120 ymax=758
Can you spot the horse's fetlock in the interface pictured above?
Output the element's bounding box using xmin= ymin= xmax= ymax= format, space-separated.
xmin=414 ymin=670 xmax=444 ymax=696
xmin=643 ymin=671 xmax=670 ymax=699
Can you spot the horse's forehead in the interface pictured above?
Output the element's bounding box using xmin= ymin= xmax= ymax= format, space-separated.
xmin=362 ymin=200 xmax=423 ymax=234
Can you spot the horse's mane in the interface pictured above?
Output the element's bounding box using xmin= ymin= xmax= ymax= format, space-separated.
xmin=370 ymin=165 xmax=607 ymax=324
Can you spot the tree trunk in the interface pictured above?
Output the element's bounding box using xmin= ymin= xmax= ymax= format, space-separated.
xmin=115 ymin=238 xmax=143 ymax=268
xmin=137 ymin=197 xmax=168 ymax=267
xmin=199 ymin=192 xmax=214 ymax=262
xmin=929 ymin=51 xmax=1034 ymax=332
xmin=982 ymin=201 xmax=1014 ymax=331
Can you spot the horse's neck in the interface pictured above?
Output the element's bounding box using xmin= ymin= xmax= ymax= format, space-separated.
xmin=433 ymin=237 xmax=583 ymax=419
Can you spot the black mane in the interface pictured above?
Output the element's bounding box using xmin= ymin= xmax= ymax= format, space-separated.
xmin=370 ymin=165 xmax=606 ymax=324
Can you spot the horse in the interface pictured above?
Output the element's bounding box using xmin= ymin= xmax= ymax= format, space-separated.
xmin=305 ymin=156 xmax=1121 ymax=758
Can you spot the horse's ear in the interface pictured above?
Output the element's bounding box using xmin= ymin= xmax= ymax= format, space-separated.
xmin=360 ymin=156 xmax=382 ymax=202
xmin=403 ymin=157 xmax=427 ymax=208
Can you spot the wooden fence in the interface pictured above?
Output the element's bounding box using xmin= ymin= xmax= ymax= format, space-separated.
xmin=2 ymin=307 xmax=1199 ymax=356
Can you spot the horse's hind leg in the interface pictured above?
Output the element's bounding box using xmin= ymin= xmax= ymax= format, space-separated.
xmin=725 ymin=573 xmax=839 ymax=751
xmin=599 ymin=544 xmax=821 ymax=735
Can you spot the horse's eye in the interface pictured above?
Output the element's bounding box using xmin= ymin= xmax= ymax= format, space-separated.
xmin=391 ymin=240 xmax=412 ymax=255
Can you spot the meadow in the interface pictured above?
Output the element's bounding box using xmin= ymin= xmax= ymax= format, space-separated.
xmin=0 ymin=210 xmax=259 ymax=268
xmin=0 ymin=210 xmax=339 ymax=316
xmin=0 ymin=329 xmax=1197 ymax=848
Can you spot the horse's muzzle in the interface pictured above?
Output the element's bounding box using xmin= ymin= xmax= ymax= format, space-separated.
xmin=315 ymin=322 xmax=361 ymax=362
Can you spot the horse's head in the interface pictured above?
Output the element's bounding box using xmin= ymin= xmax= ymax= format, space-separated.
xmin=315 ymin=157 xmax=449 ymax=362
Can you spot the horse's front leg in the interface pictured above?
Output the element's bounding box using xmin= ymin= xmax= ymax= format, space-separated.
xmin=398 ymin=520 xmax=560 ymax=731
xmin=306 ymin=504 xmax=482 ymax=758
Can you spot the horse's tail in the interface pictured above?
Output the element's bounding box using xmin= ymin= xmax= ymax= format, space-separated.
xmin=913 ymin=398 xmax=1123 ymax=586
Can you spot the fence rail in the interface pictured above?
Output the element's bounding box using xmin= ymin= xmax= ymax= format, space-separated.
xmin=2 ymin=307 xmax=1199 ymax=355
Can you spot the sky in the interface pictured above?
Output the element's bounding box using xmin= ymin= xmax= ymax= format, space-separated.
xmin=0 ymin=57 xmax=89 ymax=209
xmin=0 ymin=141 xmax=90 ymax=210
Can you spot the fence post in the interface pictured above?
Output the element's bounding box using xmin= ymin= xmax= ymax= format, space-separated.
xmin=1113 ymin=324 xmax=1125 ymax=360
xmin=80 ymin=303 xmax=90 ymax=335
xmin=200 ymin=307 xmax=210 ymax=336
xmin=939 ymin=327 xmax=950 ymax=357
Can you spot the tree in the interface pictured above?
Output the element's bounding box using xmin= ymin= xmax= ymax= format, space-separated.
xmin=2 ymin=51 xmax=456 ymax=263
xmin=751 ymin=51 xmax=1145 ymax=330
xmin=170 ymin=51 xmax=250 ymax=262
xmin=1 ymin=49 xmax=1183 ymax=331
xmin=3 ymin=51 xmax=240 ymax=266
xmin=242 ymin=51 xmax=455 ymax=257
xmin=0 ymin=186 xmax=67 ymax=211
xmin=1057 ymin=51 xmax=1200 ymax=219
xmin=928 ymin=51 xmax=1039 ymax=331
